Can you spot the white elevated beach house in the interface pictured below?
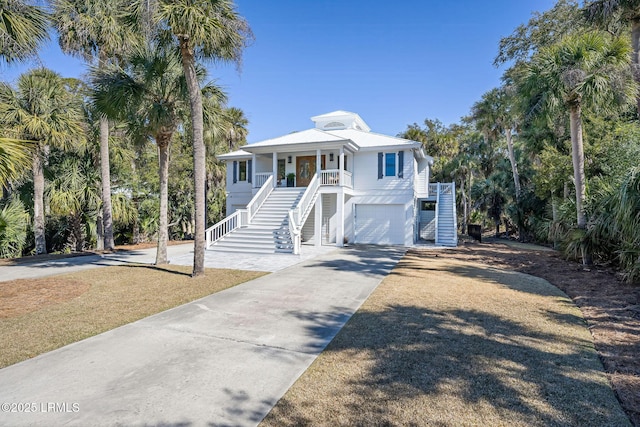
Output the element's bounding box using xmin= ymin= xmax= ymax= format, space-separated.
xmin=209 ymin=111 xmax=457 ymax=254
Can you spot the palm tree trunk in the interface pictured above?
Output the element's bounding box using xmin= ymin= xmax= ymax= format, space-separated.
xmin=179 ymin=38 xmax=206 ymax=277
xmin=569 ymin=104 xmax=592 ymax=265
xmin=505 ymin=128 xmax=521 ymax=199
xmin=155 ymin=136 xmax=170 ymax=265
xmin=551 ymin=190 xmax=559 ymax=250
xmin=505 ymin=128 xmax=525 ymax=241
xmin=460 ymin=174 xmax=467 ymax=235
xmin=96 ymin=212 xmax=104 ymax=250
xmin=71 ymin=213 xmax=84 ymax=252
xmin=100 ymin=116 xmax=115 ymax=250
xmin=32 ymin=149 xmax=46 ymax=255
xmin=632 ymin=19 xmax=640 ymax=118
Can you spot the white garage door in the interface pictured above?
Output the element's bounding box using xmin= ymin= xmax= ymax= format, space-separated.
xmin=355 ymin=204 xmax=405 ymax=245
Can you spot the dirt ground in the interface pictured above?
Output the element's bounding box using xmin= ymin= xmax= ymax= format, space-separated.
xmin=431 ymin=239 xmax=640 ymax=426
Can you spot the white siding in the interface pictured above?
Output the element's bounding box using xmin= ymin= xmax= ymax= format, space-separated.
xmin=419 ymin=210 xmax=436 ymax=240
xmin=415 ymin=157 xmax=430 ymax=196
xmin=322 ymin=194 xmax=336 ymax=243
xmin=302 ymin=206 xmax=315 ymax=242
xmin=225 ymin=162 xmax=252 ymax=215
xmin=352 ymin=151 xmax=414 ymax=192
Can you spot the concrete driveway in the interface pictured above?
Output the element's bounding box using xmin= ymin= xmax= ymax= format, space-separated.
xmin=0 ymin=245 xmax=405 ymax=426
xmin=0 ymin=243 xmax=337 ymax=282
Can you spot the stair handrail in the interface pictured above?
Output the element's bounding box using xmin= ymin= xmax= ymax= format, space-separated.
xmin=288 ymin=210 xmax=300 ymax=255
xmin=450 ymin=181 xmax=458 ymax=245
xmin=288 ymin=174 xmax=320 ymax=255
xmin=246 ymin=175 xmax=274 ymax=222
xmin=435 ymin=182 xmax=441 ymax=245
xmin=292 ymin=174 xmax=319 ymax=226
xmin=205 ymin=209 xmax=246 ymax=249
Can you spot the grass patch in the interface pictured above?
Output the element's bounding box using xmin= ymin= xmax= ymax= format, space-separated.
xmin=0 ymin=265 xmax=265 ymax=368
xmin=261 ymin=250 xmax=630 ymax=426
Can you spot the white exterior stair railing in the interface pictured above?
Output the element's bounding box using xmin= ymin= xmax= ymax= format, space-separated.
xmin=205 ymin=210 xmax=247 ymax=248
xmin=254 ymin=172 xmax=272 ymax=188
xmin=246 ymin=175 xmax=274 ymax=221
xmin=288 ymin=174 xmax=320 ymax=254
xmin=205 ymin=176 xmax=273 ymax=249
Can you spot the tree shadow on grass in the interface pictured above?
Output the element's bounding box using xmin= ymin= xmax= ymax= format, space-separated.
xmin=116 ymin=264 xmax=191 ymax=277
xmin=264 ymin=248 xmax=632 ymax=427
xmin=265 ymin=304 xmax=629 ymax=426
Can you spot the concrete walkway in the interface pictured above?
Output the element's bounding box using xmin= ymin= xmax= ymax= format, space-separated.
xmin=0 ymin=245 xmax=405 ymax=426
xmin=0 ymin=243 xmax=337 ymax=282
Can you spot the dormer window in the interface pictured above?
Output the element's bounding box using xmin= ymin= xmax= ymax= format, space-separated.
xmin=324 ymin=121 xmax=345 ymax=129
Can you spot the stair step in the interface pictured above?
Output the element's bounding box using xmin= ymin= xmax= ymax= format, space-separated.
xmin=209 ymin=246 xmax=293 ymax=254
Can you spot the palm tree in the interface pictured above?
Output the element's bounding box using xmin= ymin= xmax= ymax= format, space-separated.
xmin=518 ymin=31 xmax=637 ymax=264
xmin=132 ymin=0 xmax=252 ymax=276
xmin=51 ymin=0 xmax=140 ymax=251
xmin=0 ymin=0 xmax=48 ymax=187
xmin=222 ymin=106 xmax=248 ymax=151
xmin=92 ymin=46 xmax=190 ymax=264
xmin=0 ymin=0 xmax=48 ymax=64
xmin=472 ymin=87 xmax=522 ymax=200
xmin=47 ymin=151 xmax=101 ymax=252
xmin=0 ymin=68 xmax=84 ymax=254
xmin=0 ymin=137 xmax=32 ymax=187
xmin=0 ymin=196 xmax=29 ymax=258
xmin=585 ymin=0 xmax=640 ymax=116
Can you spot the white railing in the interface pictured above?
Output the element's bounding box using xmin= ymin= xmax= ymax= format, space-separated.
xmin=292 ymin=174 xmax=319 ymax=225
xmin=288 ymin=174 xmax=320 ymax=254
xmin=205 ymin=176 xmax=273 ymax=248
xmin=320 ymin=169 xmax=353 ymax=188
xmin=450 ymin=182 xmax=458 ymax=246
xmin=205 ymin=210 xmax=247 ymax=248
xmin=321 ymin=169 xmax=340 ymax=185
xmin=343 ymin=170 xmax=353 ymax=188
xmin=288 ymin=210 xmax=300 ymax=255
xmin=247 ymin=175 xmax=274 ymax=221
xmin=428 ymin=183 xmax=438 ymax=197
xmin=440 ymin=182 xmax=454 ymax=195
xmin=254 ymin=172 xmax=272 ymax=188
xmin=434 ymin=183 xmax=440 ymax=245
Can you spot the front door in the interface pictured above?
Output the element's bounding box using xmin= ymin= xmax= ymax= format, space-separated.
xmin=296 ymin=156 xmax=316 ymax=187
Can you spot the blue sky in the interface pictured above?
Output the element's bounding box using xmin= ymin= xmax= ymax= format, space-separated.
xmin=1 ymin=0 xmax=556 ymax=143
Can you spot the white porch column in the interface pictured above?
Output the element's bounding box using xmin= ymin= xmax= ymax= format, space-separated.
xmin=316 ymin=149 xmax=321 ymax=177
xmin=339 ymin=146 xmax=345 ymax=187
xmin=315 ymin=193 xmax=323 ymax=247
xmin=252 ymin=153 xmax=256 ymax=188
xmin=272 ymin=152 xmax=278 ymax=188
xmin=336 ymin=190 xmax=344 ymax=247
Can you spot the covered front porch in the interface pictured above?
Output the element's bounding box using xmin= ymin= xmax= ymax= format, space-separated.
xmin=248 ymin=146 xmax=355 ymax=190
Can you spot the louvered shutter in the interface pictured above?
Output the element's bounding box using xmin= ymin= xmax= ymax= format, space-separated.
xmin=233 ymin=161 xmax=237 ymax=183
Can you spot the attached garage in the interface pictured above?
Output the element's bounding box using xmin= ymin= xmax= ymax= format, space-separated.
xmin=354 ymin=204 xmax=405 ymax=245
